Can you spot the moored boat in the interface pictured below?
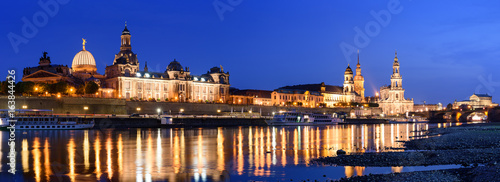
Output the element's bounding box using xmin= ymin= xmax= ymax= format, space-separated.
xmin=0 ymin=109 xmax=94 ymax=130
xmin=266 ymin=111 xmax=342 ymax=126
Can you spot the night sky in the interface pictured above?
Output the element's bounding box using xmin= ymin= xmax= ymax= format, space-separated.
xmin=2 ymin=0 xmax=500 ymax=104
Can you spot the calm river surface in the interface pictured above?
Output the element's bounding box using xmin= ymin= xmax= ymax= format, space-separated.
xmin=0 ymin=123 xmax=460 ymax=181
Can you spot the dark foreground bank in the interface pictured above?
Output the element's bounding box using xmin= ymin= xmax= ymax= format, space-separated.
xmin=312 ymin=123 xmax=500 ymax=182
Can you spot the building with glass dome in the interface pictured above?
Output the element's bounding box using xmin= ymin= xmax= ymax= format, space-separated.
xmin=21 ymin=24 xmax=231 ymax=103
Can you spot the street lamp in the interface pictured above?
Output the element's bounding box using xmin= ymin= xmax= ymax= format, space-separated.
xmin=157 ymin=108 xmax=161 ymax=116
xmin=22 ymin=105 xmax=27 ymax=109
xmin=217 ymin=109 xmax=221 ymax=113
xmin=84 ymin=106 xmax=89 ymax=118
xmin=180 ymin=108 xmax=184 ymax=114
xmin=137 ymin=107 xmax=141 ymax=111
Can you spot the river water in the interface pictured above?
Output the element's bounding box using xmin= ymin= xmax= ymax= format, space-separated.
xmin=0 ymin=123 xmax=460 ymax=181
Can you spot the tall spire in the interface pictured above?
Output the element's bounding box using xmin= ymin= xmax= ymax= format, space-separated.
xmin=357 ymin=49 xmax=360 ymax=65
xmin=144 ymin=61 xmax=148 ymax=72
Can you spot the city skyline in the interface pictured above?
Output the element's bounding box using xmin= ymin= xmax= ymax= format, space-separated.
xmin=3 ymin=1 xmax=500 ymax=104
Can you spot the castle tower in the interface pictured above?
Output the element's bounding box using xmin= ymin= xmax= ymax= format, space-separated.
xmin=353 ymin=50 xmax=365 ymax=100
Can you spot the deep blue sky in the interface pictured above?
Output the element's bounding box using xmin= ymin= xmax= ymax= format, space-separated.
xmin=2 ymin=0 xmax=500 ymax=104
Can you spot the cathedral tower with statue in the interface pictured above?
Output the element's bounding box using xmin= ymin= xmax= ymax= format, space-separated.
xmin=378 ymin=51 xmax=414 ymax=115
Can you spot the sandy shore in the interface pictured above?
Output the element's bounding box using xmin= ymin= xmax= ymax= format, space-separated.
xmin=312 ymin=123 xmax=500 ymax=182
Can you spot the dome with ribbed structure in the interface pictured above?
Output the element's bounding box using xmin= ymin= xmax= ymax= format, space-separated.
xmin=72 ymin=50 xmax=96 ymax=67
xmin=72 ymin=39 xmax=97 ymax=73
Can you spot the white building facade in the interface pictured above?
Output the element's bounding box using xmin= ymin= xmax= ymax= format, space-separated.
xmin=104 ymin=25 xmax=230 ymax=103
xmin=378 ymin=52 xmax=414 ymax=115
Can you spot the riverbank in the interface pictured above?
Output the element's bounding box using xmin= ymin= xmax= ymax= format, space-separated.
xmin=312 ymin=123 xmax=500 ymax=181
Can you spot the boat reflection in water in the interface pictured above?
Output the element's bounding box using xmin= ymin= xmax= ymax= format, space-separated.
xmin=1 ymin=123 xmax=453 ymax=181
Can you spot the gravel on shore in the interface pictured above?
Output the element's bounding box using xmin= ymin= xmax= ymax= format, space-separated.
xmin=312 ymin=123 xmax=500 ymax=181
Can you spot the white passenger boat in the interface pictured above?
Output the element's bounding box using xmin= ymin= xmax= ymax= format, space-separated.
xmin=266 ymin=111 xmax=342 ymax=126
xmin=0 ymin=109 xmax=94 ymax=130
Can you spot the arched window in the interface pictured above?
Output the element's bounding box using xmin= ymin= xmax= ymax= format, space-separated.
xmin=396 ymin=94 xmax=399 ymax=100
xmin=124 ymin=69 xmax=130 ymax=77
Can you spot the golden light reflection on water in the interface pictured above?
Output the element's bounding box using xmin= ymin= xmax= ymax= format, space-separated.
xmin=392 ymin=166 xmax=403 ymax=173
xmin=7 ymin=123 xmax=451 ymax=181
xmin=44 ymin=138 xmax=51 ymax=182
xmin=84 ymin=130 xmax=90 ymax=171
xmin=68 ymin=138 xmax=75 ymax=182
xmin=95 ymin=132 xmax=101 ymax=178
xmin=33 ymin=137 xmax=40 ymax=182
xmin=22 ymin=138 xmax=29 ymax=173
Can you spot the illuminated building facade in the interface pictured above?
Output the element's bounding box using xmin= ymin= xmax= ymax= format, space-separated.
xmin=104 ymin=25 xmax=230 ymax=102
xmin=378 ymin=52 xmax=414 ymax=115
xmin=453 ymin=93 xmax=498 ymax=109
xmin=413 ymin=103 xmax=443 ymax=112
xmin=230 ymin=89 xmax=273 ymax=105
xmin=22 ymin=52 xmax=73 ymax=84
xmin=271 ymin=89 xmax=324 ymax=107
xmin=22 ymin=38 xmax=105 ymax=86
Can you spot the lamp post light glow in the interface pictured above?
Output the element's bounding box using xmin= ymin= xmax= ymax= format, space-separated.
xmin=84 ymin=106 xmax=89 ymax=118
xmin=217 ymin=109 xmax=221 ymax=113
xmin=22 ymin=105 xmax=27 ymax=109
xmin=137 ymin=107 xmax=141 ymax=111
xmin=157 ymin=108 xmax=161 ymax=116
xmin=180 ymin=108 xmax=184 ymax=114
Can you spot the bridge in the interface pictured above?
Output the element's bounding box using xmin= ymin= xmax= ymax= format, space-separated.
xmin=415 ymin=106 xmax=500 ymax=122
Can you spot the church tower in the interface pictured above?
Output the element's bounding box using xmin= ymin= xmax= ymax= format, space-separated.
xmin=343 ymin=64 xmax=355 ymax=102
xmin=105 ymin=22 xmax=140 ymax=78
xmin=120 ymin=23 xmax=131 ymax=51
xmin=353 ymin=50 xmax=365 ymax=100
xmin=378 ymin=50 xmax=413 ymax=115
xmin=391 ymin=51 xmax=403 ymax=91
